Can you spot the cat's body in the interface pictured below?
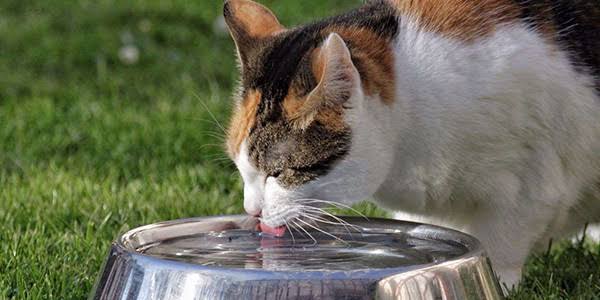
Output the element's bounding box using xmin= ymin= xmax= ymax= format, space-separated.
xmin=223 ymin=0 xmax=600 ymax=289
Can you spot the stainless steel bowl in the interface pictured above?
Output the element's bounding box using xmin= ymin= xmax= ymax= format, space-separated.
xmin=90 ymin=215 xmax=503 ymax=300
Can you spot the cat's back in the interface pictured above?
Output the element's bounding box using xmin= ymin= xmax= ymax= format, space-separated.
xmin=389 ymin=0 xmax=600 ymax=88
xmin=515 ymin=0 xmax=600 ymax=88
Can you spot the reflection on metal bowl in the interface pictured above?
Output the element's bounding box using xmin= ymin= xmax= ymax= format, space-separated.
xmin=90 ymin=215 xmax=503 ymax=300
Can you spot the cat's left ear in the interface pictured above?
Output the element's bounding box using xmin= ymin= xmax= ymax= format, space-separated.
xmin=289 ymin=33 xmax=360 ymax=129
xmin=223 ymin=0 xmax=285 ymax=67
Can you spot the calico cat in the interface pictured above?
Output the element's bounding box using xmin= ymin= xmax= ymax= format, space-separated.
xmin=222 ymin=0 xmax=600 ymax=289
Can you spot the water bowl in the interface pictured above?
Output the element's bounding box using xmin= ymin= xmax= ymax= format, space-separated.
xmin=90 ymin=215 xmax=503 ymax=300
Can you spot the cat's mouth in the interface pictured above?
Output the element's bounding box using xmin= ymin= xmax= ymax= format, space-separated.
xmin=259 ymin=206 xmax=299 ymax=230
xmin=257 ymin=202 xmax=342 ymax=238
xmin=259 ymin=222 xmax=287 ymax=237
xmin=258 ymin=204 xmax=326 ymax=237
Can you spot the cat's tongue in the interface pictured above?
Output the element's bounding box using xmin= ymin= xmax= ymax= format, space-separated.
xmin=259 ymin=223 xmax=286 ymax=237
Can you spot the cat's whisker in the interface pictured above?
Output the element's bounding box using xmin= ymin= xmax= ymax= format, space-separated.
xmin=302 ymin=211 xmax=362 ymax=231
xmin=300 ymin=206 xmax=361 ymax=227
xmin=295 ymin=198 xmax=369 ymax=220
xmin=206 ymin=158 xmax=235 ymax=167
xmin=203 ymin=132 xmax=227 ymax=141
xmin=229 ymin=169 xmax=240 ymax=177
xmin=199 ymin=150 xmax=228 ymax=157
xmin=186 ymin=117 xmax=229 ymax=130
xmin=302 ymin=213 xmax=355 ymax=237
xmin=300 ymin=207 xmax=363 ymax=233
xmin=193 ymin=128 xmax=227 ymax=140
xmin=192 ymin=92 xmax=227 ymax=135
xmin=287 ymin=220 xmax=305 ymax=240
xmin=199 ymin=143 xmax=226 ymax=150
xmin=290 ymin=219 xmax=317 ymax=245
xmin=296 ymin=198 xmax=360 ymax=211
xmin=295 ymin=218 xmax=348 ymax=245
xmin=203 ymin=154 xmax=231 ymax=161
xmin=296 ymin=202 xmax=366 ymax=226
xmin=282 ymin=219 xmax=296 ymax=244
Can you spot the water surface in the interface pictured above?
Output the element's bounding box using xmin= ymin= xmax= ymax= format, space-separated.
xmin=140 ymin=228 xmax=467 ymax=271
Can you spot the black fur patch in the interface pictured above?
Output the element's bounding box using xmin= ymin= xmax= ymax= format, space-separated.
xmin=236 ymin=0 xmax=399 ymax=187
xmin=514 ymin=0 xmax=600 ymax=91
xmin=244 ymin=0 xmax=399 ymax=121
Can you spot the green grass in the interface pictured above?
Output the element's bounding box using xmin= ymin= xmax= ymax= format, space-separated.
xmin=0 ymin=0 xmax=598 ymax=299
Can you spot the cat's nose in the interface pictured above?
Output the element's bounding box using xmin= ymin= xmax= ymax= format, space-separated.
xmin=244 ymin=185 xmax=263 ymax=217
xmin=245 ymin=208 xmax=262 ymax=217
xmin=244 ymin=197 xmax=262 ymax=217
xmin=244 ymin=206 xmax=261 ymax=217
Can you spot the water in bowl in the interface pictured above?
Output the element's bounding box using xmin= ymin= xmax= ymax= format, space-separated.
xmin=139 ymin=227 xmax=468 ymax=272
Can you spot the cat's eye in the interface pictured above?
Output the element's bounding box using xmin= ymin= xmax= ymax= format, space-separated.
xmin=268 ymin=170 xmax=282 ymax=179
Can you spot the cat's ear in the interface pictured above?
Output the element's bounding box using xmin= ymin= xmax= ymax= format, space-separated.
xmin=223 ymin=0 xmax=284 ymax=65
xmin=289 ymin=33 xmax=360 ymax=130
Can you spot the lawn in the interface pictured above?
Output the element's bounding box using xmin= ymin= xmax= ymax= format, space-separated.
xmin=0 ymin=0 xmax=599 ymax=299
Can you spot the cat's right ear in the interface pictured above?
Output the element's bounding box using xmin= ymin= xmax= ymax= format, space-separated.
xmin=223 ymin=0 xmax=285 ymax=67
xmin=288 ymin=33 xmax=360 ymax=130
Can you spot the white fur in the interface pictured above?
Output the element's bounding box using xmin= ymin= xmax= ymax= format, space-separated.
xmin=235 ymin=20 xmax=600 ymax=290
xmin=236 ymin=141 xmax=265 ymax=217
xmin=380 ymin=20 xmax=600 ymax=288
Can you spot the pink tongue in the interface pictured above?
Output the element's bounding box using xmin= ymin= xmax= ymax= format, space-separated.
xmin=259 ymin=223 xmax=287 ymax=237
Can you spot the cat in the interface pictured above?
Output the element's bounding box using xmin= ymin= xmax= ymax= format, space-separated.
xmin=222 ymin=0 xmax=600 ymax=290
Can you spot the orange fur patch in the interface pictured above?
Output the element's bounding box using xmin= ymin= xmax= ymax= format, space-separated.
xmin=283 ymin=26 xmax=396 ymax=130
xmin=389 ymin=0 xmax=521 ymax=41
xmin=283 ymin=89 xmax=348 ymax=133
xmin=324 ymin=26 xmax=396 ymax=104
xmin=226 ymin=0 xmax=285 ymax=38
xmin=227 ymin=90 xmax=261 ymax=156
xmin=283 ymin=48 xmax=345 ymax=131
xmin=282 ymin=91 xmax=307 ymax=127
xmin=314 ymin=105 xmax=348 ymax=133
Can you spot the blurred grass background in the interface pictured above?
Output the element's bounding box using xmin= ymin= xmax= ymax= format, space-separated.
xmin=0 ymin=0 xmax=598 ymax=299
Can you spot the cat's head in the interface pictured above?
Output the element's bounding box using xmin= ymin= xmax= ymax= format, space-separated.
xmin=223 ymin=0 xmax=398 ymax=228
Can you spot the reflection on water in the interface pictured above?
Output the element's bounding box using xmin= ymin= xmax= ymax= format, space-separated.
xmin=140 ymin=228 xmax=467 ymax=271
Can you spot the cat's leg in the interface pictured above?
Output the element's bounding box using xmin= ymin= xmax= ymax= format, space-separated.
xmin=468 ymin=205 xmax=548 ymax=290
xmin=570 ymin=185 xmax=600 ymax=243
xmin=539 ymin=189 xmax=600 ymax=247
xmin=464 ymin=171 xmax=566 ymax=292
xmin=583 ymin=224 xmax=600 ymax=242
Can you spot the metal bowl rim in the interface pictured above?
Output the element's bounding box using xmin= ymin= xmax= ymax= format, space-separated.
xmin=112 ymin=215 xmax=486 ymax=277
